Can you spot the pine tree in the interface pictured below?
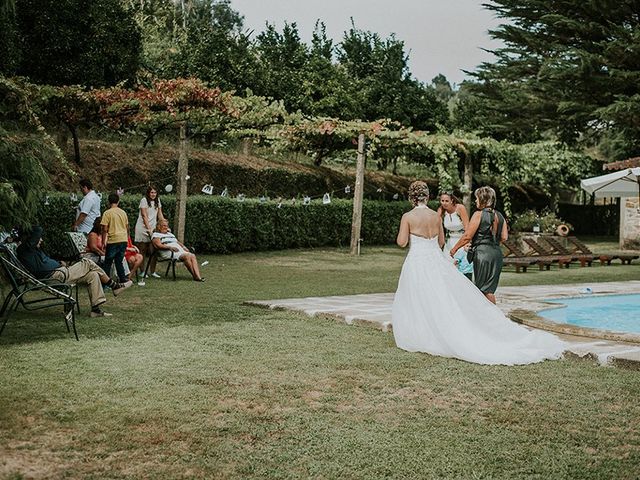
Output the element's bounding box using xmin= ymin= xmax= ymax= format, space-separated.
xmin=469 ymin=0 xmax=640 ymax=158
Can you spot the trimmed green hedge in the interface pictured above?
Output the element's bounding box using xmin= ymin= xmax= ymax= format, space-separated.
xmin=557 ymin=203 xmax=619 ymax=236
xmin=36 ymin=193 xmax=436 ymax=256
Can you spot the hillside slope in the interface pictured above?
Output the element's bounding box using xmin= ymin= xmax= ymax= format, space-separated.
xmin=48 ymin=140 xmax=419 ymax=200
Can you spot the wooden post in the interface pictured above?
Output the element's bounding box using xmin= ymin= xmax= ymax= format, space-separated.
xmin=463 ymin=153 xmax=473 ymax=212
xmin=174 ymin=122 xmax=189 ymax=243
xmin=350 ymin=134 xmax=366 ymax=255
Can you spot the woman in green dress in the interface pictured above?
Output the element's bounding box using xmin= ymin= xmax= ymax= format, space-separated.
xmin=450 ymin=187 xmax=508 ymax=304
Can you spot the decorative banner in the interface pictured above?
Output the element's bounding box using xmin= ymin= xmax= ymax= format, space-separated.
xmin=376 ymin=188 xmax=383 ymax=193
xmin=259 ymin=196 xmax=267 ymax=203
xmin=70 ymin=193 xmax=78 ymax=203
xmin=276 ymin=197 xmax=283 ymax=209
xmin=344 ymin=185 xmax=351 ymax=194
xmin=44 ymin=195 xmax=50 ymax=206
xmin=201 ymin=184 xmax=214 ymax=195
xmin=322 ymin=193 xmax=331 ymax=205
xmin=185 ymin=175 xmax=190 ymax=180
xmin=303 ymin=196 xmax=311 ymax=205
xmin=393 ymin=193 xmax=399 ymax=200
xmin=236 ymin=193 xmax=246 ymax=202
xmin=291 ymin=197 xmax=297 ymax=205
xmin=220 ymin=187 xmax=228 ymax=197
xmin=116 ymin=187 xmax=125 ymax=196
xmin=96 ymin=192 xmax=103 ymax=200
xmin=165 ymin=184 xmax=173 ymax=193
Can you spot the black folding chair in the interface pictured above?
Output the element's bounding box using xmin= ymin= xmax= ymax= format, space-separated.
xmin=142 ymin=249 xmax=178 ymax=281
xmin=0 ymin=244 xmax=79 ymax=340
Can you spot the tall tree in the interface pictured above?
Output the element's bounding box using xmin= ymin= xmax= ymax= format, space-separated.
xmin=254 ymin=22 xmax=309 ymax=112
xmin=177 ymin=0 xmax=260 ymax=91
xmin=0 ymin=0 xmax=19 ymax=75
xmin=470 ymin=0 xmax=640 ymax=158
xmin=338 ymin=24 xmax=448 ymax=130
xmin=15 ymin=0 xmax=141 ymax=86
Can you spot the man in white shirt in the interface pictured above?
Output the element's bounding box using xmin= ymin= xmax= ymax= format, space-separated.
xmin=72 ymin=179 xmax=101 ymax=234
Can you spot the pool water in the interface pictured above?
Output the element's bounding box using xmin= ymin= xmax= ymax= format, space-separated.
xmin=539 ymin=294 xmax=640 ymax=334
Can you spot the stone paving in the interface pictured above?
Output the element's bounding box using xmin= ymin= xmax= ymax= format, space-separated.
xmin=247 ymin=281 xmax=640 ymax=368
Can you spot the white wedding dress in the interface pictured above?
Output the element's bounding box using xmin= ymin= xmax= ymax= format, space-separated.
xmin=392 ymin=234 xmax=567 ymax=365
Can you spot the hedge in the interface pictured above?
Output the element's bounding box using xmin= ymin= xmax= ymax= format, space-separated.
xmin=557 ymin=203 xmax=619 ymax=236
xmin=35 ymin=193 xmax=437 ymax=257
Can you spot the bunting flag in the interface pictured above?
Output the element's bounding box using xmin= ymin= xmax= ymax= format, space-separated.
xmin=201 ymin=184 xmax=214 ymax=195
xmin=322 ymin=193 xmax=331 ymax=205
xmin=165 ymin=184 xmax=173 ymax=193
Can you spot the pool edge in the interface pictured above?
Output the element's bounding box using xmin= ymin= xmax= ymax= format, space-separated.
xmin=509 ymin=308 xmax=640 ymax=345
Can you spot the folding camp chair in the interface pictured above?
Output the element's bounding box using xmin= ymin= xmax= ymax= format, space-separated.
xmin=0 ymin=244 xmax=79 ymax=340
xmin=142 ymin=249 xmax=178 ymax=280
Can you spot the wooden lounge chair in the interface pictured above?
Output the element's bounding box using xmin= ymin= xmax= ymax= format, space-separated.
xmin=543 ymin=237 xmax=594 ymax=267
xmin=501 ymin=238 xmax=552 ymax=273
xmin=0 ymin=243 xmax=78 ymax=340
xmin=521 ymin=237 xmax=573 ymax=268
xmin=567 ymin=236 xmax=639 ymax=266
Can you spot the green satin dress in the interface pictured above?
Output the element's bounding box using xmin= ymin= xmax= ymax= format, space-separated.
xmin=472 ymin=208 xmax=505 ymax=294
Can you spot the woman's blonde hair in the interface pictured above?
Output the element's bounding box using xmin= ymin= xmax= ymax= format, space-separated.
xmin=408 ymin=181 xmax=430 ymax=207
xmin=475 ymin=186 xmax=496 ymax=209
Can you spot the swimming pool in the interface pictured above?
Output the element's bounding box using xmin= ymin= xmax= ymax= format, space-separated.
xmin=538 ymin=294 xmax=640 ymax=334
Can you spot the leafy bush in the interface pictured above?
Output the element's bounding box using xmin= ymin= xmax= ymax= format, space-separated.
xmin=511 ymin=209 xmax=573 ymax=233
xmin=34 ymin=192 xmax=417 ymax=257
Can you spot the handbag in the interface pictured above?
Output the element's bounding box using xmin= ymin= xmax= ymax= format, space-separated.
xmin=466 ymin=244 xmax=476 ymax=263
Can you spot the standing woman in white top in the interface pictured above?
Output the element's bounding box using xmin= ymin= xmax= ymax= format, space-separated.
xmin=134 ymin=186 xmax=164 ymax=276
xmin=437 ymin=192 xmax=469 ymax=253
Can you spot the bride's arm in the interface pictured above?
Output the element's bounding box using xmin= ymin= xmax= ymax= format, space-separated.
xmin=450 ymin=211 xmax=481 ymax=255
xmin=396 ymin=214 xmax=410 ymax=248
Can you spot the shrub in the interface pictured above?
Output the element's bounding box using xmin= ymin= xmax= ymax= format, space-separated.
xmin=34 ymin=192 xmax=416 ymax=257
xmin=511 ymin=209 xmax=573 ymax=234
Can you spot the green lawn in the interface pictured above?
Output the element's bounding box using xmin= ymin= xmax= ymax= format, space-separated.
xmin=1 ymin=240 xmax=639 ymax=479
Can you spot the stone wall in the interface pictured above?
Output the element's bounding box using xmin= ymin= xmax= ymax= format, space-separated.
xmin=620 ymin=197 xmax=640 ymax=249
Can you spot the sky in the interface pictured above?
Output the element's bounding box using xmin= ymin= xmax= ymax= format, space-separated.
xmin=228 ymin=0 xmax=504 ymax=86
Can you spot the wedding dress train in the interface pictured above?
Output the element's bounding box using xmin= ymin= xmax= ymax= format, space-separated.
xmin=392 ymin=234 xmax=567 ymax=365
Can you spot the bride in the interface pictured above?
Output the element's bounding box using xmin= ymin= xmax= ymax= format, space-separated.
xmin=392 ymin=181 xmax=566 ymax=365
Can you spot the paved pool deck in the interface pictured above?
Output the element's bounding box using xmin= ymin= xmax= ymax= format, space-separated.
xmin=247 ymin=281 xmax=640 ymax=368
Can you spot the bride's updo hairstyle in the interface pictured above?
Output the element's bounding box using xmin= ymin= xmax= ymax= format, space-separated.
xmin=475 ymin=186 xmax=496 ymax=209
xmin=408 ymin=181 xmax=430 ymax=207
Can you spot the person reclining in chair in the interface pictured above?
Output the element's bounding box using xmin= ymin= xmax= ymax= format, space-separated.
xmin=151 ymin=219 xmax=204 ymax=282
xmin=17 ymin=226 xmax=133 ymax=317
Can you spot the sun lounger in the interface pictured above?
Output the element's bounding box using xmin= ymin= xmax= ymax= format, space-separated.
xmin=521 ymin=237 xmax=573 ymax=268
xmin=501 ymin=238 xmax=553 ymax=272
xmin=542 ymin=237 xmax=594 ymax=267
xmin=567 ymin=236 xmax=639 ymax=266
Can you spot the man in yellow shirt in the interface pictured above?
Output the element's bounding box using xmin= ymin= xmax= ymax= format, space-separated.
xmin=101 ymin=193 xmax=130 ymax=283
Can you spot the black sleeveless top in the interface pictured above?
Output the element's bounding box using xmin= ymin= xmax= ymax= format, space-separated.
xmin=473 ymin=208 xmax=504 ymax=247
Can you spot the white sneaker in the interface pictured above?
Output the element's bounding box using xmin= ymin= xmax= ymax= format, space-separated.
xmin=137 ymin=280 xmax=146 ymax=286
xmin=151 ymin=272 xmax=162 ymax=278
xmin=112 ymin=280 xmax=133 ymax=296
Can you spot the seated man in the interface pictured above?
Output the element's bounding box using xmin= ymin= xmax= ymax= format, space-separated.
xmin=17 ymin=226 xmax=132 ymax=317
xmin=151 ymin=219 xmax=204 ymax=282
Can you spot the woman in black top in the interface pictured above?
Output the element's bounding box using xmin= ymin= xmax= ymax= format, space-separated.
xmin=450 ymin=186 xmax=508 ymax=304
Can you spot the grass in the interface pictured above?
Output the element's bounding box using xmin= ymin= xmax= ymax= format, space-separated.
xmin=1 ymin=238 xmax=639 ymax=479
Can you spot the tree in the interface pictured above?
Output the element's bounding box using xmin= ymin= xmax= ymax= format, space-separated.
xmin=337 ymin=23 xmax=448 ymax=130
xmin=0 ymin=0 xmax=19 ymax=75
xmin=0 ymin=77 xmax=70 ymax=230
xmin=470 ymin=0 xmax=640 ymax=158
xmin=176 ymin=0 xmax=260 ymax=92
xmin=254 ymin=22 xmax=310 ymax=112
xmin=14 ymin=0 xmax=141 ymax=86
